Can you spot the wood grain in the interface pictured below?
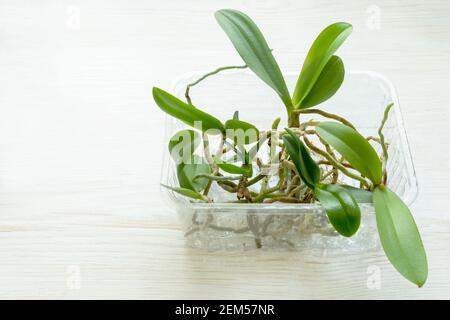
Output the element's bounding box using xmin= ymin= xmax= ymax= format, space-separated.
xmin=0 ymin=0 xmax=449 ymax=299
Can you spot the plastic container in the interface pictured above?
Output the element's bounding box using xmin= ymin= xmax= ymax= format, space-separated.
xmin=160 ymin=70 xmax=418 ymax=254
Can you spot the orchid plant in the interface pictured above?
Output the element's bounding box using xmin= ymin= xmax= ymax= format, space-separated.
xmin=153 ymin=9 xmax=427 ymax=287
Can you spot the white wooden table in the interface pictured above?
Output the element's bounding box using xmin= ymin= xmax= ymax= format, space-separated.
xmin=0 ymin=0 xmax=449 ymax=299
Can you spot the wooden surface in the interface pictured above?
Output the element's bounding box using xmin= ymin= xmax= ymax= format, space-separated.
xmin=0 ymin=0 xmax=449 ymax=299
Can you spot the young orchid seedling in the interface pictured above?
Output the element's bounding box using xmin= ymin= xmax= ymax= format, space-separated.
xmin=153 ymin=9 xmax=427 ymax=287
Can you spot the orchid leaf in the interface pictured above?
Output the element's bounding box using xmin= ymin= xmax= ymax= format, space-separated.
xmin=161 ymin=184 xmax=206 ymax=201
xmin=225 ymin=119 xmax=259 ymax=144
xmin=283 ymin=128 xmax=320 ymax=188
xmin=299 ymin=55 xmax=345 ymax=108
xmin=316 ymin=122 xmax=382 ymax=184
xmin=215 ymin=9 xmax=292 ymax=109
xmin=217 ymin=162 xmax=253 ymax=178
xmin=373 ymin=186 xmax=428 ymax=287
xmin=177 ymin=156 xmax=211 ymax=192
xmin=340 ymin=184 xmax=373 ymax=203
xmin=153 ymin=87 xmax=224 ymax=134
xmin=316 ymin=184 xmax=361 ymax=237
xmin=293 ymin=22 xmax=352 ymax=108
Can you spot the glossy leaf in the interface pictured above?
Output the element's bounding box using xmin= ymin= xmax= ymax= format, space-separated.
xmin=168 ymin=129 xmax=201 ymax=161
xmin=293 ymin=22 xmax=352 ymax=108
xmin=316 ymin=122 xmax=382 ymax=184
xmin=153 ymin=87 xmax=224 ymax=134
xmin=340 ymin=185 xmax=373 ymax=203
xmin=161 ymin=184 xmax=206 ymax=201
xmin=373 ymin=186 xmax=428 ymax=287
xmin=299 ymin=55 xmax=344 ymax=108
xmin=225 ymin=119 xmax=259 ymax=144
xmin=215 ymin=9 xmax=292 ymax=108
xmin=177 ymin=156 xmax=211 ymax=192
xmin=283 ymin=128 xmax=320 ymax=188
xmin=217 ymin=162 xmax=253 ymax=178
xmin=315 ymin=184 xmax=361 ymax=237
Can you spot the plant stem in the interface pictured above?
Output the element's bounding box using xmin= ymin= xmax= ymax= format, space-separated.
xmin=195 ymin=174 xmax=241 ymax=181
xmin=288 ymin=110 xmax=300 ymax=127
xmin=298 ymin=121 xmax=321 ymax=130
xmin=217 ymin=181 xmax=238 ymax=193
xmin=185 ymin=64 xmax=248 ymax=105
xmin=281 ymin=159 xmax=297 ymax=174
xmin=245 ymin=174 xmax=265 ymax=187
xmin=264 ymin=196 xmax=301 ymax=203
xmin=295 ymin=108 xmax=355 ymax=129
xmin=271 ymin=117 xmax=281 ymax=130
xmin=317 ymin=160 xmax=353 ymax=169
xmin=366 ymin=136 xmax=381 ymax=143
xmin=378 ymin=103 xmax=394 ymax=184
xmin=202 ymin=133 xmax=214 ymax=166
xmin=202 ymin=133 xmax=224 ymax=196
xmin=253 ymin=185 xmax=283 ymax=202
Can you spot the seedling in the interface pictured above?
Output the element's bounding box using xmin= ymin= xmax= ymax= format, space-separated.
xmin=153 ymin=9 xmax=427 ymax=287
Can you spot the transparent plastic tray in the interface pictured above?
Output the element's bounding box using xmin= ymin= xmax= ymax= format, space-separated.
xmin=160 ymin=70 xmax=418 ymax=254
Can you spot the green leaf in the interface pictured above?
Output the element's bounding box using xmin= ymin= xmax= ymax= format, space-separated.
xmin=168 ymin=129 xmax=201 ymax=161
xmin=215 ymin=9 xmax=292 ymax=108
xmin=299 ymin=55 xmax=345 ymax=108
xmin=177 ymin=156 xmax=211 ymax=192
xmin=316 ymin=122 xmax=382 ymax=184
xmin=283 ymin=128 xmax=320 ymax=188
xmin=293 ymin=22 xmax=352 ymax=108
xmin=161 ymin=184 xmax=206 ymax=201
xmin=153 ymin=87 xmax=224 ymax=133
xmin=373 ymin=186 xmax=428 ymax=287
xmin=225 ymin=119 xmax=259 ymax=144
xmin=315 ymin=184 xmax=361 ymax=237
xmin=340 ymin=185 xmax=373 ymax=203
xmin=217 ymin=162 xmax=253 ymax=178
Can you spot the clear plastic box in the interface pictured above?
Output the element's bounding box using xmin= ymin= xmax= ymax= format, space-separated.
xmin=160 ymin=70 xmax=418 ymax=254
